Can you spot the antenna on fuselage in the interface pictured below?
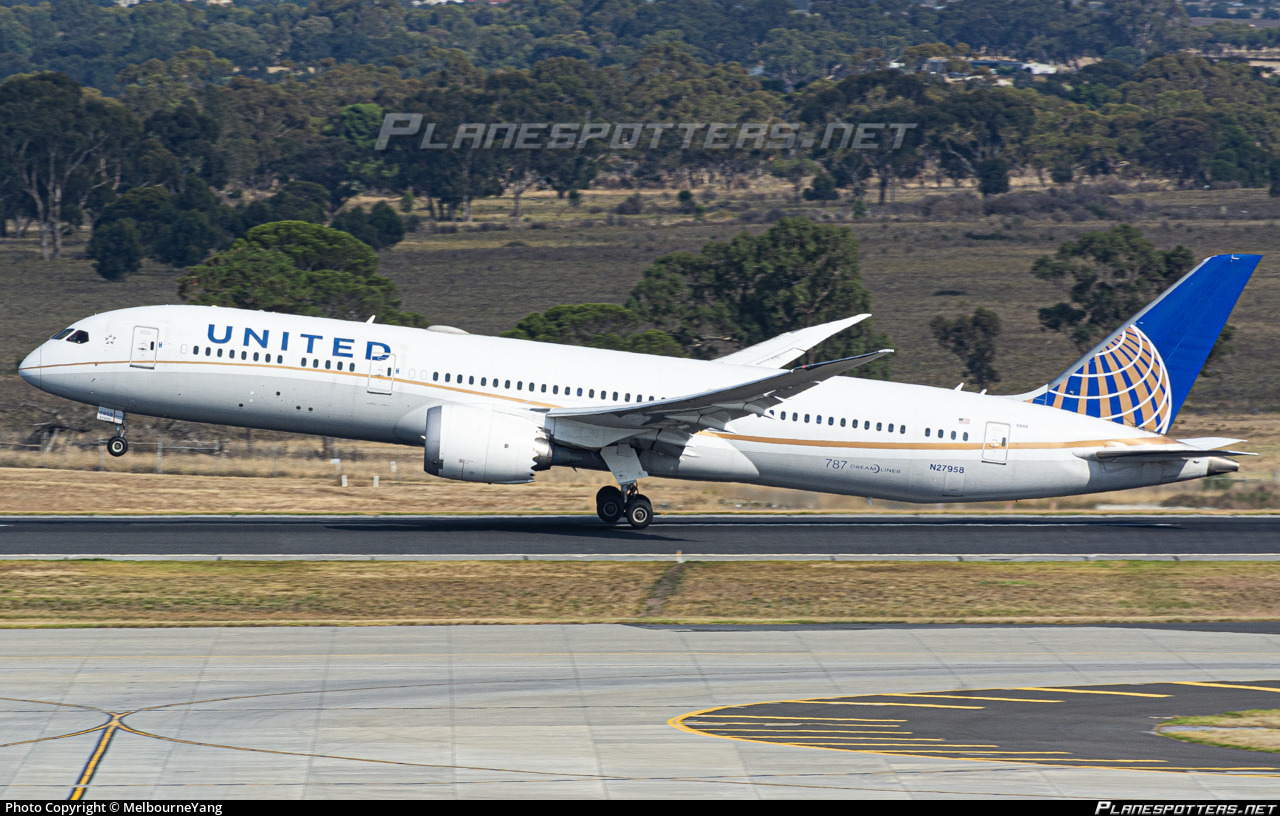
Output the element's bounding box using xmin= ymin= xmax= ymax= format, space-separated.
xmin=366 ymin=315 xmax=376 ymax=323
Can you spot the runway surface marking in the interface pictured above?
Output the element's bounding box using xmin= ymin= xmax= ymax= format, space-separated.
xmin=671 ymin=681 xmax=1280 ymax=776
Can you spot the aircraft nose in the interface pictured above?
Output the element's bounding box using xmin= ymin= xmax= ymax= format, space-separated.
xmin=18 ymin=346 xmax=41 ymax=388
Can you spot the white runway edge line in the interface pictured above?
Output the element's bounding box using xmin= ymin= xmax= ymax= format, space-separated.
xmin=1 ymin=553 xmax=1278 ymax=562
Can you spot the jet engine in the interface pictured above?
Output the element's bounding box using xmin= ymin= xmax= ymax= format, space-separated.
xmin=424 ymin=404 xmax=552 ymax=484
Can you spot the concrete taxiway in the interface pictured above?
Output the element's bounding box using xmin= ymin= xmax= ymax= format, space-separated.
xmin=2 ymin=514 xmax=1279 ymax=560
xmin=2 ymin=624 xmax=1280 ymax=799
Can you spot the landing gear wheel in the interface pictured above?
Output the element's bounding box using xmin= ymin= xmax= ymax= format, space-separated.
xmin=595 ymin=486 xmax=624 ymax=524
xmin=106 ymin=436 xmax=128 ymax=457
xmin=625 ymin=495 xmax=653 ymax=530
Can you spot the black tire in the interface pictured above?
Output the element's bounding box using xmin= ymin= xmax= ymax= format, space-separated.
xmin=107 ymin=436 xmax=128 ymax=457
xmin=595 ymin=485 xmax=624 ymax=524
xmin=625 ymin=496 xmax=653 ymax=530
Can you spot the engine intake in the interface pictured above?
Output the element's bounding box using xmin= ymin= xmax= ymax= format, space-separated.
xmin=424 ymin=404 xmax=552 ymax=484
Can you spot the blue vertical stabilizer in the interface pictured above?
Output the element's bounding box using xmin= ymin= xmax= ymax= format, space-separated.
xmin=1025 ymin=254 xmax=1260 ymax=434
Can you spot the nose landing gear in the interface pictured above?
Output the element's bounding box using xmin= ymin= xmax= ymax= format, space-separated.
xmin=97 ymin=406 xmax=129 ymax=457
xmin=106 ymin=434 xmax=128 ymax=457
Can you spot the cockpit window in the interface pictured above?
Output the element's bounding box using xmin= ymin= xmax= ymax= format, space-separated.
xmin=66 ymin=330 xmax=90 ymax=344
xmin=51 ymin=329 xmax=73 ymax=340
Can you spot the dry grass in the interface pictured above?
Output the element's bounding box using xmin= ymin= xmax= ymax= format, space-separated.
xmin=660 ymin=561 xmax=1280 ymax=621
xmin=0 ymin=560 xmax=665 ymax=625
xmin=1 ymin=560 xmax=1279 ymax=627
xmin=1159 ymin=709 xmax=1280 ymax=752
xmin=2 ymin=458 xmax=1280 ymax=515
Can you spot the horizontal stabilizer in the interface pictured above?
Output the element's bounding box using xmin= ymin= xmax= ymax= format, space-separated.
xmin=1075 ymin=438 xmax=1255 ymax=462
xmin=714 ymin=315 xmax=869 ymax=368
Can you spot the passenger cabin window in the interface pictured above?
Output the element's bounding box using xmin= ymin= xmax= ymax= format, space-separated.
xmin=67 ymin=330 xmax=90 ymax=344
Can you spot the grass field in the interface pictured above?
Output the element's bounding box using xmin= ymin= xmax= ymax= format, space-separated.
xmin=1 ymin=559 xmax=1278 ymax=627
xmin=1158 ymin=709 xmax=1280 ymax=753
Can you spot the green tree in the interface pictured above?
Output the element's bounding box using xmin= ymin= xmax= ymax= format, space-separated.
xmin=975 ymin=158 xmax=1011 ymax=197
xmin=930 ymin=307 xmax=1002 ymax=391
xmin=238 ymin=220 xmax=379 ymax=277
xmin=0 ymin=72 xmax=139 ymax=260
xmin=803 ymin=173 xmax=840 ymax=201
xmin=1031 ymin=224 xmax=1195 ymax=350
xmin=178 ymin=221 xmax=425 ymax=326
xmin=87 ymin=219 xmax=144 ymax=281
xmin=627 ymin=217 xmax=891 ymax=375
xmin=503 ymin=304 xmax=684 ymax=357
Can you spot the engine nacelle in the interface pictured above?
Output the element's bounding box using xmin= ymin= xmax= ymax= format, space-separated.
xmin=424 ymin=404 xmax=552 ymax=484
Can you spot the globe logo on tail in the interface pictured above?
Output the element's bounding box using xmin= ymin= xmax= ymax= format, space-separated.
xmin=1037 ymin=325 xmax=1173 ymax=434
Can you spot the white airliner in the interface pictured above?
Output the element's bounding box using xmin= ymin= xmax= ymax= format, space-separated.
xmin=18 ymin=253 xmax=1259 ymax=528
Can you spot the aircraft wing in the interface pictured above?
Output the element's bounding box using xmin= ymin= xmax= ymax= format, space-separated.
xmin=713 ymin=315 xmax=870 ymax=368
xmin=546 ymin=349 xmax=893 ymax=435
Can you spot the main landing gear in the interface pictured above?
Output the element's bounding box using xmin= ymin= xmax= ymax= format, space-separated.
xmin=596 ymin=484 xmax=654 ymax=530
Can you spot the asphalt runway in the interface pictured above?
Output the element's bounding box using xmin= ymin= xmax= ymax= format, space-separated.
xmin=1 ymin=514 xmax=1279 ymax=560
xmin=2 ymin=624 xmax=1279 ymax=799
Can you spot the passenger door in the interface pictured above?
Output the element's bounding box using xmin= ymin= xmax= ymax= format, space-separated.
xmin=367 ymin=354 xmax=397 ymax=395
xmin=130 ymin=326 xmax=158 ymax=369
xmin=982 ymin=421 xmax=1011 ymax=464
